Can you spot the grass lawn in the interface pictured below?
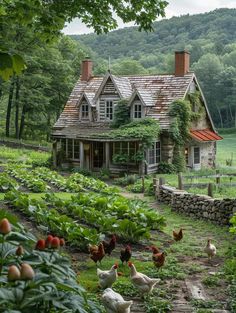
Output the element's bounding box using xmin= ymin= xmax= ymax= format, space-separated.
xmin=217 ymin=132 xmax=236 ymax=168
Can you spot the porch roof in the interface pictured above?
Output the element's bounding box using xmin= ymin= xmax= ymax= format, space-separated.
xmin=52 ymin=124 xmax=140 ymax=141
xmin=190 ymin=129 xmax=223 ymax=142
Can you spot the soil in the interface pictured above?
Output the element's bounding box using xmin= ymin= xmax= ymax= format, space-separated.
xmin=1 ymin=188 xmax=233 ymax=313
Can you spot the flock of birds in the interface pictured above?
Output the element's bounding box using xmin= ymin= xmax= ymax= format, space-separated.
xmin=87 ymin=230 xmax=217 ymax=313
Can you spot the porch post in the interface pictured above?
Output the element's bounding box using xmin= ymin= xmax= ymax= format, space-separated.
xmin=105 ymin=142 xmax=110 ymax=168
xmin=52 ymin=140 xmax=57 ymax=168
xmin=80 ymin=141 xmax=84 ymax=168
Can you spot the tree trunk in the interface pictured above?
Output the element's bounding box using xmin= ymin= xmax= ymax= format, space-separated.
xmin=216 ymin=104 xmax=223 ymax=129
xmin=14 ymin=76 xmax=20 ymax=139
xmin=19 ymin=104 xmax=27 ymax=139
xmin=5 ymin=77 xmax=15 ymax=137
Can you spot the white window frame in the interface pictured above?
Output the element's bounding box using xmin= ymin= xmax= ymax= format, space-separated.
xmin=105 ymin=100 xmax=113 ymax=120
xmin=81 ymin=103 xmax=89 ymax=119
xmin=148 ymin=141 xmax=161 ymax=165
xmin=133 ymin=104 xmax=142 ymax=119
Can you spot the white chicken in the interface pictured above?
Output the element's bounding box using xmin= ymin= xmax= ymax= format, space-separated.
xmin=128 ymin=261 xmax=160 ymax=294
xmin=102 ymin=288 xmax=133 ymax=313
xmin=204 ymin=238 xmax=216 ymax=260
xmin=97 ymin=264 xmax=118 ymax=288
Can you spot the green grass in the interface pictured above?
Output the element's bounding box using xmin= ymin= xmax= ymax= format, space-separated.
xmin=0 ymin=146 xmax=50 ymax=165
xmin=216 ymin=132 xmax=236 ymax=168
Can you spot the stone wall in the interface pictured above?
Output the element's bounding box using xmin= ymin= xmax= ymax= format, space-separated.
xmin=157 ymin=185 xmax=236 ymax=225
xmin=0 ymin=140 xmax=50 ymax=152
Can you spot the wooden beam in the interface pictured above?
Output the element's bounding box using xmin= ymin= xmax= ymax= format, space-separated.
xmin=80 ymin=141 xmax=84 ymax=168
xmin=105 ymin=142 xmax=110 ymax=168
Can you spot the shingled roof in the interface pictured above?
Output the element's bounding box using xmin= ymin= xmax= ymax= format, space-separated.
xmin=53 ymin=72 xmax=201 ymax=139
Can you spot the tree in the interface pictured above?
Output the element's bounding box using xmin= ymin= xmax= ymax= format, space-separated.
xmin=112 ymin=59 xmax=148 ymax=75
xmin=0 ymin=0 xmax=168 ymax=80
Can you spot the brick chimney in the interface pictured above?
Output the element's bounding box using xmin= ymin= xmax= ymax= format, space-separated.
xmin=81 ymin=57 xmax=93 ymax=81
xmin=175 ymin=51 xmax=190 ymax=76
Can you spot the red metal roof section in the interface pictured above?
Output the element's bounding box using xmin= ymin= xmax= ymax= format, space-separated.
xmin=190 ymin=129 xmax=223 ymax=142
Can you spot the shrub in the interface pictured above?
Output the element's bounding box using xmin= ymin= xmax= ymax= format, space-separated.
xmin=157 ymin=162 xmax=176 ymax=174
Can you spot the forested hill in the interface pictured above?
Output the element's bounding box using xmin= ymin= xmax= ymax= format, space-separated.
xmin=73 ymin=8 xmax=236 ymax=65
xmin=72 ymin=8 xmax=236 ymax=129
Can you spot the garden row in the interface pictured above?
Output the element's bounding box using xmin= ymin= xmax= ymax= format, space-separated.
xmin=5 ymin=164 xmax=117 ymax=194
xmin=4 ymin=190 xmax=166 ymax=250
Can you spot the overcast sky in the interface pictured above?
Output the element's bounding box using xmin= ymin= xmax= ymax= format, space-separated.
xmin=63 ymin=0 xmax=236 ymax=35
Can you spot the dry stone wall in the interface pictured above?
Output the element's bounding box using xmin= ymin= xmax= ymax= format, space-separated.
xmin=157 ymin=185 xmax=236 ymax=225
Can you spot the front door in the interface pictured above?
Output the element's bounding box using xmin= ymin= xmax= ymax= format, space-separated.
xmin=93 ymin=142 xmax=104 ymax=169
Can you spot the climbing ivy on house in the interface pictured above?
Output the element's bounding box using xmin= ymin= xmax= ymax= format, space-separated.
xmin=169 ymin=99 xmax=192 ymax=172
xmin=187 ymin=90 xmax=205 ymax=121
xmin=112 ymin=99 xmax=130 ymax=128
xmin=97 ymin=118 xmax=160 ymax=162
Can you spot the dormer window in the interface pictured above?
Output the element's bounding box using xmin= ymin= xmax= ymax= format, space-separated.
xmin=105 ymin=100 xmax=113 ymax=120
xmin=81 ymin=103 xmax=89 ymax=119
xmin=134 ymin=104 xmax=142 ymax=119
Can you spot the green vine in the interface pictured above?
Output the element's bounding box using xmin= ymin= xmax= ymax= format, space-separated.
xmin=95 ymin=118 xmax=160 ymax=163
xmin=111 ymin=99 xmax=130 ymax=128
xmin=169 ymin=99 xmax=192 ymax=172
xmin=187 ymin=91 xmax=205 ymax=121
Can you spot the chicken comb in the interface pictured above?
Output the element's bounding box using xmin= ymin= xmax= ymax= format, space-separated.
xmin=128 ymin=261 xmax=133 ymax=267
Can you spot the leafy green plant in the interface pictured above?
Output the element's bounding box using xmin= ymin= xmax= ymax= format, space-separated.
xmin=202 ymin=275 xmax=220 ymax=287
xmin=157 ymin=162 xmax=176 ymax=174
xmin=0 ymin=172 xmax=19 ymax=192
xmin=144 ymin=297 xmax=172 ymax=313
xmin=0 ymin=214 xmax=102 ymax=312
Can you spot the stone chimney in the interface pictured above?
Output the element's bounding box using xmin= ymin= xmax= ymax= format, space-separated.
xmin=175 ymin=51 xmax=190 ymax=76
xmin=81 ymin=57 xmax=93 ymax=81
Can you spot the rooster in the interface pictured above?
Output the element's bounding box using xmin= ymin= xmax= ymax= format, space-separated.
xmin=88 ymin=244 xmax=98 ymax=254
xmin=173 ymin=228 xmax=184 ymax=241
xmin=102 ymin=234 xmax=116 ymax=256
xmin=128 ymin=262 xmax=160 ymax=294
xmin=97 ymin=264 xmax=118 ymax=288
xmin=204 ymin=238 xmax=216 ymax=261
xmin=90 ymin=243 xmax=105 ymax=265
xmin=120 ymin=245 xmax=132 ymax=265
xmin=102 ymin=288 xmax=133 ymax=313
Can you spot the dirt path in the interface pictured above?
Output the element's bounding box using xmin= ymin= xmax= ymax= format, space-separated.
xmin=119 ymin=192 xmax=232 ymax=313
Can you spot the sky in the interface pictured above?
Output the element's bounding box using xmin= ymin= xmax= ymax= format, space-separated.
xmin=63 ymin=0 xmax=236 ymax=35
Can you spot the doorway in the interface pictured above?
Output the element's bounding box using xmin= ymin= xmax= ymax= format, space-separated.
xmin=93 ymin=142 xmax=104 ymax=169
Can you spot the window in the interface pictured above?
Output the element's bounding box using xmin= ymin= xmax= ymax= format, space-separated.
xmin=81 ymin=103 xmax=89 ymax=119
xmin=106 ymin=100 xmax=113 ymax=120
xmin=134 ymin=104 xmax=142 ymax=119
xmin=113 ymin=142 xmax=137 ymax=162
xmin=148 ymin=142 xmax=161 ymax=165
xmin=194 ymin=147 xmax=200 ymax=164
xmin=60 ymin=139 xmax=80 ymax=160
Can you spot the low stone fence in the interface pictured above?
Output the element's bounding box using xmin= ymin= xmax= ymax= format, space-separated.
xmin=157 ymin=184 xmax=236 ymax=225
xmin=0 ymin=139 xmax=50 ymax=152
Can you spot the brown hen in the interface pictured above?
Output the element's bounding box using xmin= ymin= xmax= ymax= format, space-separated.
xmin=102 ymin=234 xmax=116 ymax=256
xmin=173 ymin=228 xmax=183 ymax=241
xmin=90 ymin=243 xmax=105 ymax=265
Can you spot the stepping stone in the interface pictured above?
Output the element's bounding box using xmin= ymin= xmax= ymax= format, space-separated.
xmin=185 ymin=279 xmax=207 ymax=300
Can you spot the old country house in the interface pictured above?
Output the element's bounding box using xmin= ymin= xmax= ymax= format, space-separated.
xmin=52 ymin=51 xmax=222 ymax=174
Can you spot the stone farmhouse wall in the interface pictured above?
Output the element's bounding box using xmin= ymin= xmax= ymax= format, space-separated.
xmin=157 ymin=185 xmax=236 ymax=225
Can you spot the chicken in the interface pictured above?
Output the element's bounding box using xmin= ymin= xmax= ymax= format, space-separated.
xmin=128 ymin=262 xmax=160 ymax=294
xmin=102 ymin=288 xmax=133 ymax=313
xmin=88 ymin=243 xmax=98 ymax=254
xmin=120 ymin=245 xmax=132 ymax=265
xmin=173 ymin=228 xmax=184 ymax=241
xmin=204 ymin=238 xmax=216 ymax=260
xmin=150 ymin=245 xmax=160 ymax=254
xmin=102 ymin=235 xmax=116 ymax=256
xmin=152 ymin=251 xmax=166 ymax=269
xmin=90 ymin=243 xmax=105 ymax=265
xmin=97 ymin=264 xmax=118 ymax=288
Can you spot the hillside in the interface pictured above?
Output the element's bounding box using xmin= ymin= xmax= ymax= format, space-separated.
xmin=74 ymin=8 xmax=236 ymax=66
xmin=72 ymin=8 xmax=236 ymax=129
